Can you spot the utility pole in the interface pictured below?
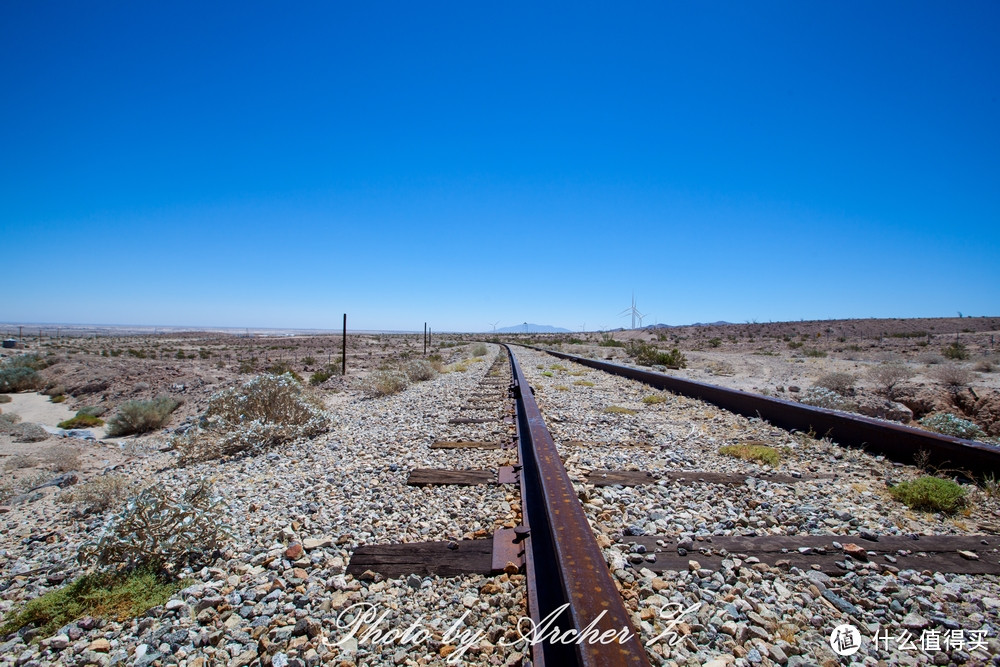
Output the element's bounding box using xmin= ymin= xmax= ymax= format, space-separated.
xmin=424 ymin=322 xmax=427 ymax=355
xmin=342 ymin=314 xmax=347 ymax=376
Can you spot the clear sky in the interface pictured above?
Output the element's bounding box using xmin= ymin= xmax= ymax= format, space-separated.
xmin=2 ymin=2 xmax=998 ymax=332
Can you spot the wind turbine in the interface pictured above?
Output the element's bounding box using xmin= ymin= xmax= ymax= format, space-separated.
xmin=490 ymin=321 xmax=500 ymax=334
xmin=619 ymin=293 xmax=644 ymax=330
xmin=579 ymin=323 xmax=586 ymax=333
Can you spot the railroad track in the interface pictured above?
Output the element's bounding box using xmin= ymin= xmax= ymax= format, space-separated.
xmin=348 ymin=344 xmax=1000 ymax=665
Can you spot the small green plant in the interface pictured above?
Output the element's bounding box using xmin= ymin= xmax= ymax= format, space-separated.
xmin=106 ymin=396 xmax=181 ymax=437
xmin=598 ymin=334 xmax=625 ymax=348
xmin=642 ymin=394 xmax=667 ymax=404
xmin=0 ymin=569 xmax=187 ymax=637
xmin=919 ymin=413 xmax=986 ymax=440
xmin=787 ymin=341 xmax=803 ymax=349
xmin=719 ymin=443 xmax=780 ymax=466
xmin=889 ymin=476 xmax=967 ymax=514
xmin=554 ymin=385 xmax=569 ymax=391
xmin=573 ymin=380 xmax=595 ymax=387
xmin=238 ymin=359 xmax=257 ymax=374
xmin=49 ymin=394 xmax=66 ymax=403
xmin=541 ymin=371 xmax=554 ymax=377
xmin=550 ymin=364 xmax=567 ymax=371
xmin=604 ymin=406 xmax=637 ymax=415
xmin=943 ymin=342 xmax=969 ymax=360
xmin=802 ymin=348 xmax=827 ymax=358
xmin=626 ymin=341 xmax=687 ymax=369
xmin=302 ymin=356 xmax=317 ymax=366
xmin=126 ymin=349 xmax=147 ymax=359
xmin=708 ymin=337 xmax=722 ymax=348
xmin=58 ymin=412 xmax=105 ymax=429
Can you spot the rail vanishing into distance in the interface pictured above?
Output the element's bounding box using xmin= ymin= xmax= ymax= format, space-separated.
xmin=506 ymin=345 xmax=652 ymax=666
xmin=535 ymin=346 xmax=1000 ymax=479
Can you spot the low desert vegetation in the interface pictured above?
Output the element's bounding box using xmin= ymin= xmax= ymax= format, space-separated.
xmin=719 ymin=443 xmax=780 ymax=466
xmin=813 ymin=372 xmax=857 ymax=396
xmin=919 ymin=412 xmax=987 ymax=440
xmin=175 ymin=373 xmax=329 ymax=462
xmin=573 ymin=380 xmax=595 ymax=387
xmin=58 ymin=475 xmax=133 ymax=513
xmin=889 ymin=476 xmax=967 ymax=514
xmin=0 ymin=569 xmax=187 ymax=638
xmin=626 ymin=341 xmax=687 ymax=369
xmin=799 ymin=386 xmax=856 ymax=412
xmin=642 ymin=393 xmax=668 ymax=404
xmin=57 ymin=410 xmax=105 ymax=429
xmin=106 ymin=396 xmax=181 ymax=437
xmin=0 ymin=354 xmax=51 ymax=392
xmin=470 ymin=343 xmax=489 ymax=357
xmin=931 ymin=363 xmax=975 ymax=388
xmin=0 ymin=394 xmax=11 ymax=403
xmin=866 ymin=362 xmax=915 ymax=398
xmin=604 ymin=406 xmax=637 ymax=415
xmin=942 ymin=342 xmax=970 ymax=361
xmin=309 ymin=362 xmax=342 ymax=386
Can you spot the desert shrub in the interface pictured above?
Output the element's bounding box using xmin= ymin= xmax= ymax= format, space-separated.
xmin=919 ymin=412 xmax=986 ymax=440
xmin=813 ymin=372 xmax=857 ymax=396
xmin=931 ymin=364 xmax=975 ymax=388
xmin=238 ymin=359 xmax=257 ymax=374
xmin=174 ymin=374 xmax=329 ymax=463
xmin=627 ymin=341 xmax=687 ymax=369
xmin=604 ymin=406 xmax=637 ymax=415
xmin=866 ymin=363 xmax=915 ymax=397
xmin=59 ymin=475 xmax=132 ymax=513
xmin=0 ymin=394 xmax=10 ymax=403
xmin=598 ymin=336 xmax=624 ymax=347
xmin=0 ymin=569 xmax=186 ymax=637
xmin=803 ymin=348 xmax=827 ymax=358
xmin=719 ymin=443 xmax=780 ymax=466
xmin=799 ymin=386 xmax=856 ymax=411
xmin=41 ymin=445 xmax=82 ymax=472
xmin=302 ymin=355 xmax=317 ymax=366
xmin=889 ymin=476 xmax=966 ymax=514
xmin=787 ymin=341 xmax=803 ymax=349
xmin=642 ymin=394 xmax=667 ymax=404
xmin=942 ymin=342 xmax=969 ymax=360
xmin=106 ymin=397 xmax=181 ymax=437
xmin=975 ymin=359 xmax=996 ymax=373
xmin=309 ymin=369 xmax=333 ymax=385
xmin=77 ymin=480 xmax=228 ymax=572
xmin=402 ymin=359 xmax=436 ymax=382
xmin=363 ymin=370 xmax=410 ymax=397
xmin=49 ymin=394 xmax=66 ymax=403
xmin=708 ymin=337 xmax=722 ymax=348
xmin=470 ymin=343 xmax=489 ymax=357
xmin=0 ymin=362 xmax=42 ymax=392
xmin=918 ymin=353 xmax=945 ymax=365
xmin=58 ymin=411 xmax=105 ymax=429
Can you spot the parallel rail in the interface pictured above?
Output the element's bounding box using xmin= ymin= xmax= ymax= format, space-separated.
xmin=534 ymin=346 xmax=1000 ymax=478
xmin=506 ymin=345 xmax=651 ymax=667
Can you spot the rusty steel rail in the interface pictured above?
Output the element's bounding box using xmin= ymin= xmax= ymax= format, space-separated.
xmin=505 ymin=345 xmax=651 ymax=667
xmin=533 ymin=346 xmax=1000 ymax=478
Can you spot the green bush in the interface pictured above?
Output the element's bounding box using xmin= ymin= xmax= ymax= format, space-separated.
xmin=719 ymin=443 xmax=780 ymax=466
xmin=0 ymin=569 xmax=186 ymax=637
xmin=402 ymin=359 xmax=436 ymax=381
xmin=0 ymin=354 xmax=49 ymax=392
xmin=598 ymin=335 xmax=625 ymax=347
xmin=708 ymin=337 xmax=722 ymax=348
xmin=626 ymin=341 xmax=687 ymax=368
xmin=803 ymin=348 xmax=827 ymax=358
xmin=470 ymin=343 xmax=489 ymax=357
xmin=889 ymin=476 xmax=967 ymax=514
xmin=943 ymin=342 xmax=969 ymax=360
xmin=363 ymin=370 xmax=410 ymax=397
xmin=814 ymin=372 xmax=857 ymax=395
xmin=106 ymin=396 xmax=181 ymax=436
xmin=58 ymin=413 xmax=105 ymax=429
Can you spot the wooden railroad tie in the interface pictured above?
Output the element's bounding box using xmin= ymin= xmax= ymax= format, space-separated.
xmin=583 ymin=469 xmax=834 ymax=487
xmin=407 ymin=466 xmax=519 ymax=486
xmin=347 ymin=527 xmax=525 ymax=578
xmin=627 ymin=534 xmax=1000 ymax=576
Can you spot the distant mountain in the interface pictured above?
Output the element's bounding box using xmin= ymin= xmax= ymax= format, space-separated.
xmin=496 ymin=323 xmax=571 ymax=334
xmin=643 ymin=321 xmax=732 ymax=329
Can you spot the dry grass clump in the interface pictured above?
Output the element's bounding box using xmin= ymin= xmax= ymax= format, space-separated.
xmin=604 ymin=406 xmax=637 ymax=415
xmin=78 ymin=480 xmax=228 ymax=572
xmin=866 ymin=362 xmax=915 ymax=398
xmin=175 ymin=373 xmax=330 ymax=463
xmin=40 ymin=445 xmax=82 ymax=472
xmin=59 ymin=475 xmax=133 ymax=513
xmin=106 ymin=396 xmax=181 ymax=437
xmin=813 ymin=372 xmax=856 ymax=395
xmin=574 ymin=380 xmax=595 ymax=387
xmin=642 ymin=394 xmax=667 ymax=404
xmin=402 ymin=359 xmax=436 ymax=382
xmin=470 ymin=343 xmax=489 ymax=357
xmin=931 ymin=363 xmax=975 ymax=388
xmin=719 ymin=443 xmax=780 ymax=466
xmin=363 ymin=369 xmax=411 ymax=396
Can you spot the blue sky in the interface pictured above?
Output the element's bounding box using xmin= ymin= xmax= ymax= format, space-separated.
xmin=2 ymin=2 xmax=998 ymax=332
